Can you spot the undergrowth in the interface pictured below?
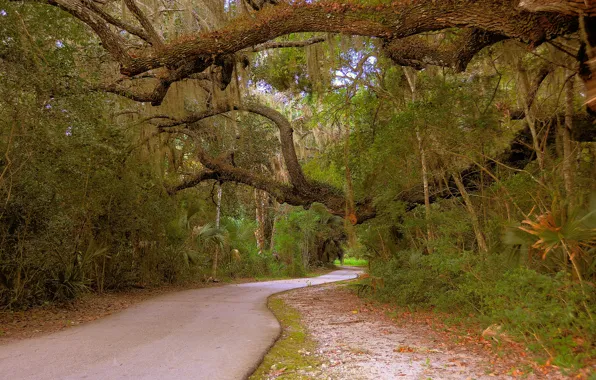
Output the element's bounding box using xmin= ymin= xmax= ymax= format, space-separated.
xmin=366 ymin=250 xmax=596 ymax=373
xmin=333 ymin=257 xmax=368 ymax=267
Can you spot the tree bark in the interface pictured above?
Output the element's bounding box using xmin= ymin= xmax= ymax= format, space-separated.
xmin=117 ymin=1 xmax=577 ymax=77
xmin=416 ymin=128 xmax=433 ymax=248
xmin=452 ymin=172 xmax=488 ymax=253
xmin=563 ymin=76 xmax=575 ymax=194
xmin=404 ymin=67 xmax=433 ymax=249
xmin=32 ymin=0 xmax=577 ymax=81
xmin=383 ymin=29 xmax=506 ymax=72
xmin=254 ymin=188 xmax=267 ymax=254
xmin=518 ymin=63 xmax=545 ymax=174
xmin=212 ymin=182 xmax=222 ymax=279
xmin=519 ymin=0 xmax=596 ymax=17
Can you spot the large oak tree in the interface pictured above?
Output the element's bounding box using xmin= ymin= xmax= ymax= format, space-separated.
xmin=11 ymin=0 xmax=596 ymax=222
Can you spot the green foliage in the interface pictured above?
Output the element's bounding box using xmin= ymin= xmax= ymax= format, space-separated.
xmin=368 ymin=248 xmax=595 ymax=367
xmin=302 ymin=158 xmax=344 ymax=190
xmin=504 ymin=197 xmax=596 ymax=280
xmin=252 ymin=46 xmax=311 ymax=93
xmin=271 ymin=206 xmax=344 ymax=277
xmin=0 ymin=6 xmax=197 ymax=307
xmin=483 ymin=269 xmax=595 ymax=368
xmin=333 ymin=257 xmax=368 ymax=267
xmin=2 ymin=3 xmax=595 ymax=375
xmin=331 ymin=57 xmax=596 ymax=370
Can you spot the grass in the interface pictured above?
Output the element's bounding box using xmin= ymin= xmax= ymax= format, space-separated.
xmin=249 ymin=296 xmax=321 ymax=379
xmin=334 ymin=257 xmax=368 ymax=267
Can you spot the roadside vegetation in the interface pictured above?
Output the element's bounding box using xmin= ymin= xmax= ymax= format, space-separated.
xmin=1 ymin=0 xmax=595 ymax=376
xmin=334 ymin=257 xmax=368 ymax=267
xmin=250 ymin=297 xmax=321 ymax=380
xmin=0 ymin=5 xmax=340 ymax=309
xmin=357 ymin=195 xmax=596 ymax=371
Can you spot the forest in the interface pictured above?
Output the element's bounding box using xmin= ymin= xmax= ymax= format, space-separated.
xmin=0 ymin=0 xmax=595 ymax=371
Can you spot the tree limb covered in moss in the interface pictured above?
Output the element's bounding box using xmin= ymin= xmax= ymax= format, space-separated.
xmin=383 ymin=29 xmax=506 ymax=72
xmin=22 ymin=0 xmax=577 ymax=101
xmin=161 ymin=104 xmax=376 ymax=223
xmin=12 ymin=0 xmax=581 ymax=110
xmin=119 ymin=1 xmax=576 ymax=77
xmin=122 ymin=0 xmax=164 ymax=48
xmin=248 ymin=36 xmax=327 ymax=52
xmin=519 ymin=0 xmax=596 ymax=17
xmin=80 ymin=0 xmax=151 ymax=43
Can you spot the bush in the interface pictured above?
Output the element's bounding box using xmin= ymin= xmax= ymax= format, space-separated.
xmin=370 ymin=250 xmax=596 ymax=368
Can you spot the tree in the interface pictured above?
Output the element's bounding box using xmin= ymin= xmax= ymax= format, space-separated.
xmin=5 ymin=0 xmax=595 ymax=224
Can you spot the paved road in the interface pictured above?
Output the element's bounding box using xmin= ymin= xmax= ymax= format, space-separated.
xmin=0 ymin=268 xmax=360 ymax=380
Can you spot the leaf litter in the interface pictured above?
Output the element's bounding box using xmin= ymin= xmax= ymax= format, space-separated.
xmin=265 ymin=283 xmax=573 ymax=379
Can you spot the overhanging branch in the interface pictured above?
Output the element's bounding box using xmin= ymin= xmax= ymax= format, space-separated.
xmin=81 ymin=0 xmax=151 ymax=43
xmin=25 ymin=0 xmax=578 ymax=103
xmin=113 ymin=1 xmax=576 ymax=76
xmin=383 ymin=29 xmax=507 ymax=72
xmin=160 ymin=104 xmax=376 ymax=223
xmin=122 ymin=0 xmax=164 ymax=48
xmin=248 ymin=36 xmax=327 ymax=53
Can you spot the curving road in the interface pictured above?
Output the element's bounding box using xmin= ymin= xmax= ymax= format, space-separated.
xmin=0 ymin=268 xmax=360 ymax=380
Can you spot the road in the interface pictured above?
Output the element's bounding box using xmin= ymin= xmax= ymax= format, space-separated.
xmin=0 ymin=268 xmax=360 ymax=380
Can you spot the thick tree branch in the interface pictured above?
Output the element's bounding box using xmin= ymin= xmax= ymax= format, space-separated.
xmin=26 ymin=0 xmax=578 ymax=103
xmin=519 ymin=0 xmax=596 ymax=17
xmin=158 ymin=103 xmax=309 ymax=189
xmin=114 ymin=1 xmax=576 ymax=76
xmin=102 ymin=80 xmax=171 ymax=104
xmin=168 ymin=170 xmax=220 ymax=193
xmin=100 ymin=58 xmax=212 ymax=105
xmin=383 ymin=29 xmax=507 ymax=72
xmin=122 ymin=0 xmax=164 ymax=48
xmin=160 ymin=104 xmax=375 ymax=223
xmin=248 ymin=37 xmax=327 ymax=53
xmin=47 ymin=0 xmax=131 ymax=64
xmin=81 ymin=0 xmax=151 ymax=43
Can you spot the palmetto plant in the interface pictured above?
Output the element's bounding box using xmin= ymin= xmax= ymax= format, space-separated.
xmin=48 ymin=240 xmax=108 ymax=301
xmin=193 ymin=224 xmax=226 ymax=250
xmin=506 ymin=198 xmax=596 ymax=322
xmin=517 ymin=204 xmax=596 ymax=283
xmin=193 ymin=223 xmax=226 ymax=279
xmin=222 ymin=217 xmax=256 ymax=254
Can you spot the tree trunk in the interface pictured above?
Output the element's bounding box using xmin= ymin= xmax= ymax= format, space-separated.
xmin=212 ymin=182 xmax=222 ymax=279
xmin=562 ymin=75 xmax=575 ymax=207
xmin=269 ymin=200 xmax=279 ymax=253
xmin=254 ymin=188 xmax=267 ymax=254
xmin=344 ymin=121 xmax=358 ymax=245
xmin=452 ymin=172 xmax=488 ymax=253
xmin=404 ymin=67 xmax=433 ymax=250
xmin=518 ymin=64 xmax=545 ymax=174
xmin=416 ymin=128 xmax=433 ymax=247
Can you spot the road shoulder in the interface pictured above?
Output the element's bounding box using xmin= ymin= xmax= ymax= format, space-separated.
xmin=252 ymin=283 xmax=569 ymax=379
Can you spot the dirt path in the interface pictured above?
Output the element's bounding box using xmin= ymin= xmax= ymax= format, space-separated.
xmin=0 ymin=269 xmax=359 ymax=380
xmin=269 ymin=283 xmax=567 ymax=380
